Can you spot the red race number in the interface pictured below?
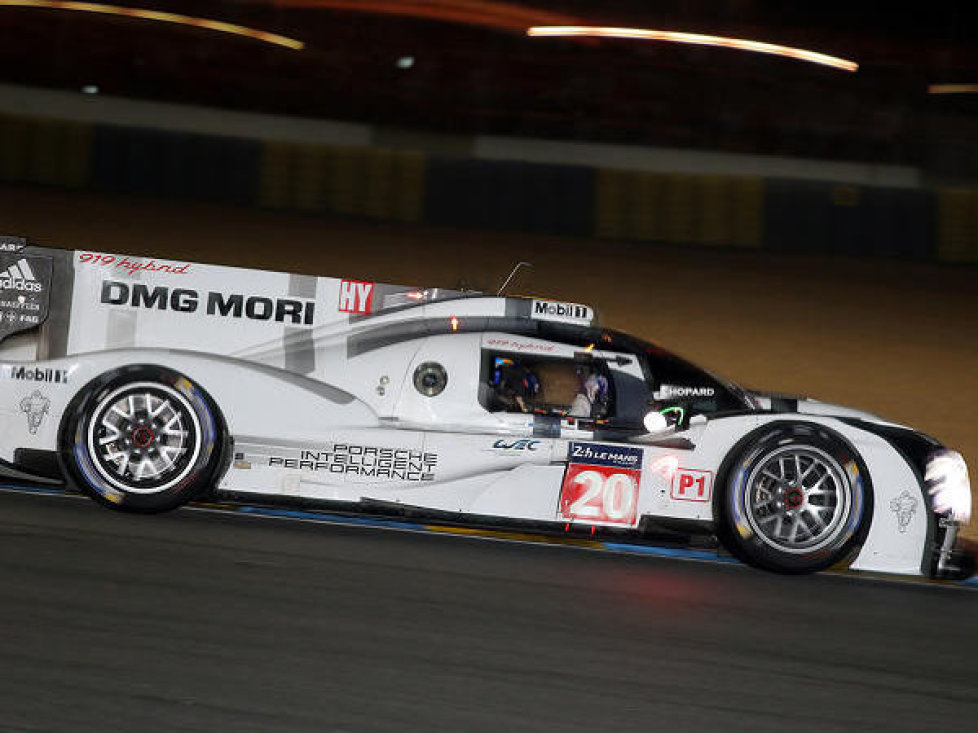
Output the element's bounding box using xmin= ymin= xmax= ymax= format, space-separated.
xmin=559 ymin=464 xmax=640 ymax=526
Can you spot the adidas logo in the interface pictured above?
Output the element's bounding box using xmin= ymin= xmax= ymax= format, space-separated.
xmin=0 ymin=259 xmax=43 ymax=293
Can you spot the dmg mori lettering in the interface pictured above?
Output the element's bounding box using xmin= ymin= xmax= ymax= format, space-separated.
xmin=101 ymin=280 xmax=315 ymax=325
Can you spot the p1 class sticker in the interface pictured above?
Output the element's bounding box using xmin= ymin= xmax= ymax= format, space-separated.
xmin=558 ymin=442 xmax=643 ymax=527
xmin=0 ymin=253 xmax=52 ymax=342
xmin=671 ymin=468 xmax=714 ymax=502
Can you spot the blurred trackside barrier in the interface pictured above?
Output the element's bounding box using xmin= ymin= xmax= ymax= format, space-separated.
xmin=91 ymin=126 xmax=259 ymax=205
xmin=0 ymin=114 xmax=91 ymax=188
xmin=937 ymin=188 xmax=978 ymax=264
xmin=0 ymin=111 xmax=975 ymax=263
xmin=594 ymin=169 xmax=763 ymax=247
xmin=258 ymin=142 xmax=425 ymax=223
xmin=764 ymin=180 xmax=936 ymax=258
xmin=423 ymin=158 xmax=593 ymax=236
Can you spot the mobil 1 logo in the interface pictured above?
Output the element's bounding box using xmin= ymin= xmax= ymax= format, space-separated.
xmin=530 ymin=299 xmax=593 ymax=326
xmin=0 ymin=253 xmax=51 ymax=341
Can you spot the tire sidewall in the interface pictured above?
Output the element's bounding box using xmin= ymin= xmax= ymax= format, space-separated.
xmin=60 ymin=365 xmax=224 ymax=513
xmin=721 ymin=423 xmax=872 ymax=573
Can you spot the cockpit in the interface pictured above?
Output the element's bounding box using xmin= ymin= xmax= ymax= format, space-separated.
xmin=485 ymin=355 xmax=612 ymax=420
xmin=479 ymin=324 xmax=751 ymax=437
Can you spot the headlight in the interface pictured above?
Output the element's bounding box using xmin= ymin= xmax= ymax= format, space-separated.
xmin=924 ymin=450 xmax=972 ymax=523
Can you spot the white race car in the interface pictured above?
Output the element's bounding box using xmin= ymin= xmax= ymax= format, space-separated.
xmin=0 ymin=236 xmax=971 ymax=576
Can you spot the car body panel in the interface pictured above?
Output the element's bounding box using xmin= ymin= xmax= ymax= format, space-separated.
xmin=0 ymin=239 xmax=966 ymax=577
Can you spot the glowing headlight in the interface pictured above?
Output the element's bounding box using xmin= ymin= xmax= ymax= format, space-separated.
xmin=925 ymin=450 xmax=972 ymax=523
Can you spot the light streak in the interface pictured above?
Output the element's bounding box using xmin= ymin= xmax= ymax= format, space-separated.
xmin=528 ymin=25 xmax=858 ymax=72
xmin=928 ymin=84 xmax=978 ymax=94
xmin=0 ymin=1 xmax=304 ymax=50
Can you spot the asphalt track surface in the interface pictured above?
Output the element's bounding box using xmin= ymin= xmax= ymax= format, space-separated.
xmin=1 ymin=490 xmax=976 ymax=733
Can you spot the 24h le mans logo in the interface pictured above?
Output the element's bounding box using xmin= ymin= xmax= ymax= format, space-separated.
xmin=19 ymin=390 xmax=49 ymax=435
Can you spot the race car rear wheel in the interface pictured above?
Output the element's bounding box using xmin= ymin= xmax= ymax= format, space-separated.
xmin=61 ymin=366 xmax=226 ymax=513
xmin=719 ymin=424 xmax=871 ymax=574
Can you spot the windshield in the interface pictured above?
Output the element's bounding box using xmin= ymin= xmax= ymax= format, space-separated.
xmin=533 ymin=322 xmax=754 ymax=417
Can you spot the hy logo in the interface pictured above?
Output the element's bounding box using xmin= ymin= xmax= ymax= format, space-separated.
xmin=0 ymin=258 xmax=42 ymax=293
xmin=338 ymin=280 xmax=374 ymax=314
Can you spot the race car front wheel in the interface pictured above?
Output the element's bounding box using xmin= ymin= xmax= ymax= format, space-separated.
xmin=719 ymin=424 xmax=871 ymax=574
xmin=61 ymin=366 xmax=226 ymax=513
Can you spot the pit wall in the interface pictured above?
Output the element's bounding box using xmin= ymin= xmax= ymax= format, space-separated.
xmin=1 ymin=110 xmax=976 ymax=264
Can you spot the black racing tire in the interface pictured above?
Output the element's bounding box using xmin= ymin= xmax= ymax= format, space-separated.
xmin=718 ymin=423 xmax=872 ymax=574
xmin=60 ymin=365 xmax=226 ymax=513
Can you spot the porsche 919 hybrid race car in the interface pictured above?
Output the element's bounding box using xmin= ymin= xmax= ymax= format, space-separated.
xmin=0 ymin=235 xmax=971 ymax=576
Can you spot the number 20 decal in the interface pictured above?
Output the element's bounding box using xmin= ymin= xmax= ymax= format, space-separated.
xmin=559 ymin=464 xmax=640 ymax=526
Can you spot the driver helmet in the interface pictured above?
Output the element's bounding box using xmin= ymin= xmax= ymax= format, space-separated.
xmin=582 ymin=372 xmax=609 ymax=403
xmin=492 ymin=357 xmax=540 ymax=400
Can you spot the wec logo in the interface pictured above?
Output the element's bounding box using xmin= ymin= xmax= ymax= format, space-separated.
xmin=492 ymin=439 xmax=540 ymax=451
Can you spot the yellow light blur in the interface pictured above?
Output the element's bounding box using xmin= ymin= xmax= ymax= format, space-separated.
xmin=0 ymin=0 xmax=304 ymax=50
xmin=528 ymin=25 xmax=857 ymax=72
xmin=928 ymin=84 xmax=978 ymax=94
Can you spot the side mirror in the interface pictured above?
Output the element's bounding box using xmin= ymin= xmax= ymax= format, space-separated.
xmin=642 ymin=411 xmax=670 ymax=434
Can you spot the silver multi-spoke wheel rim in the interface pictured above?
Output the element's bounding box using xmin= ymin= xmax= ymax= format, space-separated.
xmin=744 ymin=445 xmax=851 ymax=554
xmin=87 ymin=382 xmax=201 ymax=494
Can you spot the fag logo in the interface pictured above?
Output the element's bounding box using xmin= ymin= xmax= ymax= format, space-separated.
xmin=339 ymin=280 xmax=374 ymax=314
xmin=0 ymin=259 xmax=43 ymax=293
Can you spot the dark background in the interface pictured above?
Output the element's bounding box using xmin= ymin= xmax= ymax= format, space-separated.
xmin=0 ymin=1 xmax=976 ymax=179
